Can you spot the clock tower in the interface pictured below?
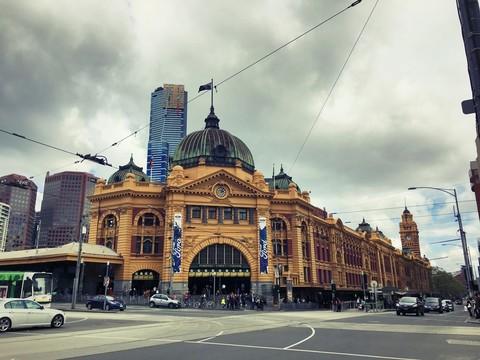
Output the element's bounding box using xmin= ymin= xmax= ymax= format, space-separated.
xmin=399 ymin=207 xmax=421 ymax=258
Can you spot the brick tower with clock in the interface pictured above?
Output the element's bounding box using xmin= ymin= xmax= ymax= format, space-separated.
xmin=399 ymin=207 xmax=421 ymax=257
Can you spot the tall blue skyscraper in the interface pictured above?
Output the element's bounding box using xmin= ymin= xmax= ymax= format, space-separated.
xmin=146 ymin=84 xmax=188 ymax=183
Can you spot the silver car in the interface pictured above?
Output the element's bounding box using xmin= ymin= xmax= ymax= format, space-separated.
xmin=149 ymin=294 xmax=180 ymax=309
xmin=0 ymin=299 xmax=65 ymax=332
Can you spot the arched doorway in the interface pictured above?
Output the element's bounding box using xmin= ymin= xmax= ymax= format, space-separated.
xmin=189 ymin=244 xmax=250 ymax=296
xmin=132 ymin=270 xmax=160 ymax=295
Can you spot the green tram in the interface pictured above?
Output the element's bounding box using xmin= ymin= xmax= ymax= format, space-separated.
xmin=0 ymin=271 xmax=53 ymax=306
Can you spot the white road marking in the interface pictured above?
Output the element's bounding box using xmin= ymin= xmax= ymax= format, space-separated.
xmin=67 ymin=317 xmax=88 ymax=324
xmin=198 ymin=330 xmax=224 ymax=343
xmin=446 ymin=339 xmax=480 ymax=346
xmin=189 ymin=340 xmax=421 ymax=360
xmin=283 ymin=324 xmax=315 ymax=350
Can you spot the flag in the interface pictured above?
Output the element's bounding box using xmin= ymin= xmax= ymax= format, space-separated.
xmin=198 ymin=82 xmax=212 ymax=92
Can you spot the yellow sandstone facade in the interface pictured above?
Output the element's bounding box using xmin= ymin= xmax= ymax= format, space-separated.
xmin=87 ymin=108 xmax=431 ymax=300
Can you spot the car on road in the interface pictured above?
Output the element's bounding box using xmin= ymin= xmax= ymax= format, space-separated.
xmin=149 ymin=294 xmax=181 ymax=309
xmin=442 ymin=299 xmax=454 ymax=312
xmin=396 ymin=296 xmax=424 ymax=316
xmin=424 ymin=297 xmax=443 ymax=313
xmin=0 ymin=299 xmax=65 ymax=332
xmin=454 ymin=299 xmax=463 ymax=305
xmin=86 ymin=295 xmax=126 ymax=311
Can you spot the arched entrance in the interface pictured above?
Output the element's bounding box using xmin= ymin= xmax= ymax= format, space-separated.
xmin=132 ymin=270 xmax=160 ymax=295
xmin=189 ymin=244 xmax=250 ymax=296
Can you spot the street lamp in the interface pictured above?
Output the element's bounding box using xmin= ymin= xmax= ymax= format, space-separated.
xmin=408 ymin=186 xmax=473 ymax=295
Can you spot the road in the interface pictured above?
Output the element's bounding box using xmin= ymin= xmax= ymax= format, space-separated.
xmin=1 ymin=306 xmax=479 ymax=360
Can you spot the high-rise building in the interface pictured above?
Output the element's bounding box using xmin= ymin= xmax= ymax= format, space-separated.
xmin=399 ymin=206 xmax=421 ymax=257
xmin=0 ymin=202 xmax=10 ymax=252
xmin=0 ymin=174 xmax=37 ymax=251
xmin=39 ymin=171 xmax=97 ymax=248
xmin=146 ymin=84 xmax=187 ymax=183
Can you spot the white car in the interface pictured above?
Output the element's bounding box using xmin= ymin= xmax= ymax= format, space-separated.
xmin=0 ymin=299 xmax=65 ymax=332
xmin=149 ymin=294 xmax=180 ymax=308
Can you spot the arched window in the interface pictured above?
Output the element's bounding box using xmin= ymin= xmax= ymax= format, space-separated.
xmin=105 ymin=239 xmax=114 ymax=249
xmin=138 ymin=213 xmax=160 ymax=226
xmin=104 ymin=215 xmax=117 ymax=228
xmin=271 ymin=218 xmax=288 ymax=256
xmin=301 ymin=222 xmax=310 ymax=259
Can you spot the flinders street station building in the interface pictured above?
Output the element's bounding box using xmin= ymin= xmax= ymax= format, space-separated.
xmin=0 ymin=107 xmax=431 ymax=302
xmin=87 ymin=106 xmax=431 ymax=300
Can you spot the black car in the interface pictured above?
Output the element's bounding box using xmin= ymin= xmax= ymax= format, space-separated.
xmin=86 ymin=295 xmax=126 ymax=311
xmin=396 ymin=296 xmax=424 ymax=316
xmin=424 ymin=297 xmax=443 ymax=313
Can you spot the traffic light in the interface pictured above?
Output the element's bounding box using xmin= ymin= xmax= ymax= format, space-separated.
xmin=331 ymin=282 xmax=336 ymax=292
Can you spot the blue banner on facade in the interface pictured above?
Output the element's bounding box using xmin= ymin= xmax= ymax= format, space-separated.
xmin=259 ymin=217 xmax=268 ymax=273
xmin=172 ymin=213 xmax=183 ymax=273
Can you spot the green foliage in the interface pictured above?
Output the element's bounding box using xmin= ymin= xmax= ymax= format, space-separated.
xmin=431 ymin=267 xmax=465 ymax=298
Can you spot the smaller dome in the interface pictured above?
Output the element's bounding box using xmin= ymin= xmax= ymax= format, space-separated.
xmin=266 ymin=165 xmax=300 ymax=191
xmin=107 ymin=155 xmax=149 ymax=184
xmin=356 ymin=218 xmax=372 ymax=233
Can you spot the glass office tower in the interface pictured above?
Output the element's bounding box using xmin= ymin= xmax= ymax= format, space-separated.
xmin=146 ymin=84 xmax=187 ymax=183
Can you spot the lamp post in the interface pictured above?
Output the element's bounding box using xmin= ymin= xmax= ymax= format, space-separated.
xmin=408 ymin=186 xmax=473 ymax=296
xmin=103 ymin=261 xmax=110 ymax=310
xmin=71 ymin=218 xmax=87 ymax=309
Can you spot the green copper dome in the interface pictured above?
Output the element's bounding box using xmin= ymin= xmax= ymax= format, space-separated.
xmin=107 ymin=155 xmax=149 ymax=184
xmin=172 ymin=107 xmax=255 ymax=173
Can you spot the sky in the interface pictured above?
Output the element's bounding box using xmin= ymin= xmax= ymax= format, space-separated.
xmin=1 ymin=0 xmax=479 ymax=273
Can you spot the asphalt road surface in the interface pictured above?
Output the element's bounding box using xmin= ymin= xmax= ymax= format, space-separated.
xmin=1 ymin=307 xmax=478 ymax=360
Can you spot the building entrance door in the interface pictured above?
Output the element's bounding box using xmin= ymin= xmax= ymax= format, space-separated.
xmin=131 ymin=270 xmax=160 ymax=296
xmin=188 ymin=244 xmax=250 ymax=295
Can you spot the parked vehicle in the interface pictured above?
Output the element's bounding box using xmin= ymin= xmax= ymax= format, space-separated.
xmin=0 ymin=299 xmax=65 ymax=332
xmin=441 ymin=299 xmax=454 ymax=312
xmin=149 ymin=294 xmax=180 ymax=309
xmin=424 ymin=297 xmax=443 ymax=313
xmin=454 ymin=299 xmax=463 ymax=305
xmin=86 ymin=295 xmax=126 ymax=311
xmin=396 ymin=296 xmax=424 ymax=316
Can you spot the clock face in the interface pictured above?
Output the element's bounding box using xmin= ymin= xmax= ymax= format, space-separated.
xmin=214 ymin=185 xmax=228 ymax=199
xmin=406 ymin=235 xmax=411 ymax=241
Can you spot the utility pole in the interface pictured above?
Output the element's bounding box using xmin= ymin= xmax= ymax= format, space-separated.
xmin=71 ymin=217 xmax=86 ymax=309
xmin=103 ymin=261 xmax=110 ymax=310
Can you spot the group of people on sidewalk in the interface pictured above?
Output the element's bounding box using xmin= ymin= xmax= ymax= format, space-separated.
xmin=466 ymin=293 xmax=480 ymax=319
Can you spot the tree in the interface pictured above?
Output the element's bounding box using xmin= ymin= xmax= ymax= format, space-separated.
xmin=431 ymin=267 xmax=465 ymax=298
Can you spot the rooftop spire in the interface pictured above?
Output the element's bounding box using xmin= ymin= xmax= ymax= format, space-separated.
xmin=204 ymin=105 xmax=220 ymax=129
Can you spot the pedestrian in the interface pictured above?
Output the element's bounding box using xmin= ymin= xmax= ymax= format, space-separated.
xmin=474 ymin=293 xmax=480 ymax=319
xmin=336 ymin=297 xmax=342 ymax=312
xmin=466 ymin=298 xmax=473 ymax=317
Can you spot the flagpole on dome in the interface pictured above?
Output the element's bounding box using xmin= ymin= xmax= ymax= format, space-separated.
xmin=211 ymin=78 xmax=214 ymax=111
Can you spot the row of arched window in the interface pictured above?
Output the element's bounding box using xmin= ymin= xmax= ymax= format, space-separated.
xmin=102 ymin=213 xmax=163 ymax=229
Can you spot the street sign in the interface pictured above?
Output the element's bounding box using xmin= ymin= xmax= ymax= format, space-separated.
xmin=370 ymin=280 xmax=378 ymax=288
xmin=103 ymin=276 xmax=110 ymax=287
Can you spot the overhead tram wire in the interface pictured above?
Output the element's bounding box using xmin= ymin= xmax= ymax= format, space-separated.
xmin=341 ymin=210 xmax=480 ymax=225
xmin=94 ymin=0 xmax=364 ymax=155
xmin=289 ymin=0 xmax=380 ymax=173
xmin=0 ymin=128 xmax=117 ymax=169
xmin=331 ymin=199 xmax=476 ymax=215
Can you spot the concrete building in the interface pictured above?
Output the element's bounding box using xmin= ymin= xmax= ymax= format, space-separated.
xmin=39 ymin=171 xmax=97 ymax=248
xmin=146 ymin=84 xmax=187 ymax=183
xmin=0 ymin=202 xmax=10 ymax=252
xmin=0 ymin=174 xmax=37 ymax=251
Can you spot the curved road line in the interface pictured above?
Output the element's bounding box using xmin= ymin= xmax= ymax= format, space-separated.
xmin=283 ymin=324 xmax=315 ymax=349
xmin=198 ymin=330 xmax=224 ymax=343
xmin=67 ymin=317 xmax=88 ymax=324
